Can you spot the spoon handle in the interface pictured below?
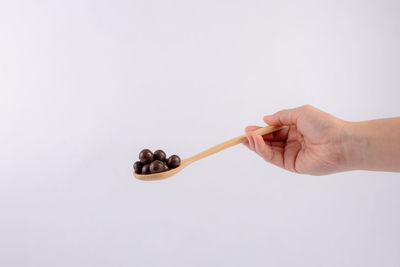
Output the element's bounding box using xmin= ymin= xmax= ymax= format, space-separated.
xmin=185 ymin=125 xmax=288 ymax=164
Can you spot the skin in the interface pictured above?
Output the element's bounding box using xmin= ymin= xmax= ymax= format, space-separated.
xmin=243 ymin=105 xmax=400 ymax=175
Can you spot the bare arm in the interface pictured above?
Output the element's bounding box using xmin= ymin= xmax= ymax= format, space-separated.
xmin=346 ymin=118 xmax=400 ymax=172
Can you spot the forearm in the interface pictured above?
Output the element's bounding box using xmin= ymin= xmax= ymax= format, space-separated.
xmin=345 ymin=117 xmax=400 ymax=172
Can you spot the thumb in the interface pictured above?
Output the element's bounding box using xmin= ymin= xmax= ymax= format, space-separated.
xmin=263 ymin=106 xmax=306 ymax=126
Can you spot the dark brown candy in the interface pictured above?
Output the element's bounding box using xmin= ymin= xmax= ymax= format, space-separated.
xmin=167 ymin=155 xmax=181 ymax=169
xmin=139 ymin=149 xmax=154 ymax=164
xmin=154 ymin=149 xmax=167 ymax=162
xmin=149 ymin=160 xmax=165 ymax=174
xmin=135 ymin=148 xmax=180 ymax=175
xmin=133 ymin=161 xmax=143 ymax=174
xmin=162 ymin=161 xmax=169 ymax=171
xmin=141 ymin=164 xmax=151 ymax=174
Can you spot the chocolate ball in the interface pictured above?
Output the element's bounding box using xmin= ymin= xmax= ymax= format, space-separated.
xmin=149 ymin=160 xmax=165 ymax=174
xmin=133 ymin=161 xmax=143 ymax=174
xmin=139 ymin=149 xmax=154 ymax=164
xmin=167 ymin=155 xmax=181 ymax=168
xmin=154 ymin=149 xmax=167 ymax=162
xmin=162 ymin=162 xmax=169 ymax=171
xmin=141 ymin=164 xmax=151 ymax=174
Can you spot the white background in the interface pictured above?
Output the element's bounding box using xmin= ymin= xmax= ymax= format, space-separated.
xmin=1 ymin=0 xmax=400 ymax=266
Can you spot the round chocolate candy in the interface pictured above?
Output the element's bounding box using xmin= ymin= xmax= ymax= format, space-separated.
xmin=154 ymin=149 xmax=167 ymax=162
xmin=167 ymin=155 xmax=181 ymax=169
xmin=139 ymin=149 xmax=154 ymax=164
xmin=162 ymin=161 xmax=169 ymax=171
xmin=141 ymin=164 xmax=151 ymax=174
xmin=149 ymin=160 xmax=165 ymax=174
xmin=133 ymin=161 xmax=143 ymax=174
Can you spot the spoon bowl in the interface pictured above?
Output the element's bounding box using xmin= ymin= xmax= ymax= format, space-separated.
xmin=133 ymin=158 xmax=192 ymax=181
xmin=133 ymin=125 xmax=287 ymax=181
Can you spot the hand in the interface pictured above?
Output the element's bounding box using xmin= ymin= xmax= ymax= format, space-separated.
xmin=243 ymin=105 xmax=352 ymax=175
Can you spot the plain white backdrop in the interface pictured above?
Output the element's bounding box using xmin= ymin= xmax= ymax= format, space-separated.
xmin=1 ymin=0 xmax=399 ymax=266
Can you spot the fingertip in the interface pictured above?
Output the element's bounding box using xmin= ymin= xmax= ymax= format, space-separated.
xmin=253 ymin=134 xmax=266 ymax=154
xmin=246 ymin=131 xmax=252 ymax=139
xmin=254 ymin=134 xmax=276 ymax=163
xmin=263 ymin=115 xmax=271 ymax=120
xmin=242 ymin=141 xmax=250 ymax=149
xmin=245 ymin=125 xmax=261 ymax=132
xmin=246 ymin=132 xmax=255 ymax=150
xmin=263 ymin=114 xmax=279 ymax=125
xmin=266 ymin=107 xmax=304 ymax=126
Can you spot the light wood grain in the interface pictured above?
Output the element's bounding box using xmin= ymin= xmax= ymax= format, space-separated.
xmin=133 ymin=125 xmax=288 ymax=181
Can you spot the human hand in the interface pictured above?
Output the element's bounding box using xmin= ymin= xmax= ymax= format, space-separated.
xmin=243 ymin=105 xmax=353 ymax=175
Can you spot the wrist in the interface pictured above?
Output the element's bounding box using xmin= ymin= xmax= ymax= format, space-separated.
xmin=346 ymin=118 xmax=400 ymax=172
xmin=342 ymin=121 xmax=369 ymax=171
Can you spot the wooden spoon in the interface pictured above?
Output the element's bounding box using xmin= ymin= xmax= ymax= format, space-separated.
xmin=133 ymin=125 xmax=287 ymax=181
